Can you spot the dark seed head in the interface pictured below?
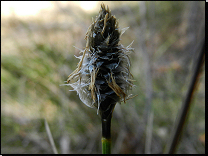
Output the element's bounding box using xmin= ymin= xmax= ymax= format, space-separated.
xmin=66 ymin=4 xmax=134 ymax=119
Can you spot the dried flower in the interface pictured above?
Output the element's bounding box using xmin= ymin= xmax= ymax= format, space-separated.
xmin=66 ymin=4 xmax=134 ymax=119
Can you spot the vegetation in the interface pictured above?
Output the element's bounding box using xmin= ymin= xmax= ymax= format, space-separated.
xmin=1 ymin=1 xmax=205 ymax=154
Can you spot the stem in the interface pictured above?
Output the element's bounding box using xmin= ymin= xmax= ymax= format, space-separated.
xmin=102 ymin=137 xmax=111 ymax=154
xmin=101 ymin=113 xmax=112 ymax=154
xmin=44 ymin=118 xmax=58 ymax=154
xmin=164 ymin=39 xmax=204 ymax=154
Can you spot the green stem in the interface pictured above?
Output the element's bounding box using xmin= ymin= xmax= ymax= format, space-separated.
xmin=101 ymin=113 xmax=112 ymax=154
xmin=102 ymin=137 xmax=111 ymax=154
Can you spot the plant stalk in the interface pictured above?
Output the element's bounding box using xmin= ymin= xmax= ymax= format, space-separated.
xmin=44 ymin=118 xmax=58 ymax=154
xmin=164 ymin=39 xmax=205 ymax=154
xmin=101 ymin=113 xmax=112 ymax=154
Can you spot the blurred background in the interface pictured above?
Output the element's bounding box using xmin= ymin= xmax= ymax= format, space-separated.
xmin=1 ymin=1 xmax=205 ymax=154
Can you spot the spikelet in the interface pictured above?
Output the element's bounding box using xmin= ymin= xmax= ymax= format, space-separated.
xmin=66 ymin=4 xmax=134 ymax=119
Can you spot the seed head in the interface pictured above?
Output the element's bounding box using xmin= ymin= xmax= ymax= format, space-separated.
xmin=66 ymin=4 xmax=134 ymax=119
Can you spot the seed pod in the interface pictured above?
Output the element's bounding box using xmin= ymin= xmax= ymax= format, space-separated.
xmin=66 ymin=4 xmax=134 ymax=119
